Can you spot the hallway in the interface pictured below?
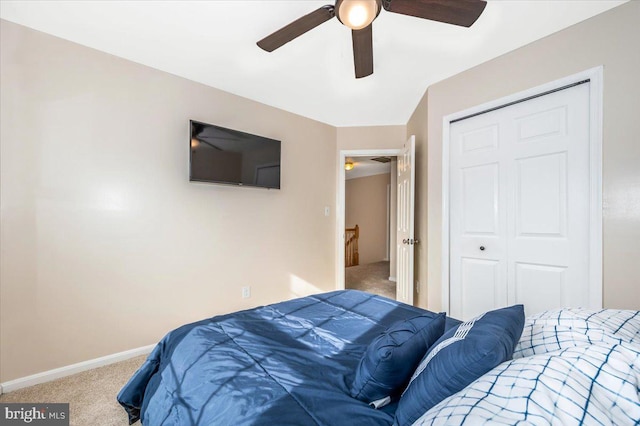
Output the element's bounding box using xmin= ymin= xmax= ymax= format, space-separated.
xmin=345 ymin=261 xmax=396 ymax=300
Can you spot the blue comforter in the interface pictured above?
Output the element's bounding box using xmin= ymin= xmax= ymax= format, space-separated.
xmin=118 ymin=290 xmax=459 ymax=425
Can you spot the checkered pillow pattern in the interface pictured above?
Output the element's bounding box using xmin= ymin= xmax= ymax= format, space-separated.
xmin=514 ymin=308 xmax=640 ymax=358
xmin=412 ymin=341 xmax=640 ymax=425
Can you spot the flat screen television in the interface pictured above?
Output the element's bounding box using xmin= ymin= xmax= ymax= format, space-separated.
xmin=190 ymin=120 xmax=281 ymax=189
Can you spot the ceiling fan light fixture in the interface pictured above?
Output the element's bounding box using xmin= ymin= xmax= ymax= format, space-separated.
xmin=336 ymin=0 xmax=381 ymax=30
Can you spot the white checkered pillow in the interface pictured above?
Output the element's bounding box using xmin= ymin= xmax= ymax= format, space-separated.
xmin=412 ymin=341 xmax=640 ymax=425
xmin=514 ymin=308 xmax=640 ymax=359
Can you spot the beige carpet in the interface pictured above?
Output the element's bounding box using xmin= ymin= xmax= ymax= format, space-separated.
xmin=0 ymin=355 xmax=146 ymax=425
xmin=345 ymin=260 xmax=396 ymax=299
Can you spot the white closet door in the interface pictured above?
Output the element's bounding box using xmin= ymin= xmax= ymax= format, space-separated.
xmin=450 ymin=83 xmax=591 ymax=320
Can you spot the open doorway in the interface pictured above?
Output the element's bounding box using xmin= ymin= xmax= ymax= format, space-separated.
xmin=337 ymin=140 xmax=415 ymax=303
xmin=340 ymin=154 xmax=399 ymax=299
xmin=336 ymin=149 xmax=403 ymax=299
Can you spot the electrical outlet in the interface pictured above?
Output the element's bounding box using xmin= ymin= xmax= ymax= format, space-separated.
xmin=242 ymin=286 xmax=251 ymax=299
xmin=324 ymin=206 xmax=330 ymax=217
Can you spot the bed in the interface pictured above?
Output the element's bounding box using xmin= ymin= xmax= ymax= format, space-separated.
xmin=118 ymin=290 xmax=640 ymax=425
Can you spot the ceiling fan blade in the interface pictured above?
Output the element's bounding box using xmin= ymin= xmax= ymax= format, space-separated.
xmin=257 ymin=5 xmax=336 ymax=52
xmin=352 ymin=25 xmax=373 ymax=79
xmin=382 ymin=0 xmax=487 ymax=27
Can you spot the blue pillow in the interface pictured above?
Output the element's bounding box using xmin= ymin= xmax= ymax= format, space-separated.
xmin=394 ymin=305 xmax=525 ymax=426
xmin=350 ymin=313 xmax=446 ymax=404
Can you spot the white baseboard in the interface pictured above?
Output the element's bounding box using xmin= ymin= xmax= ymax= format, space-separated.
xmin=388 ymin=276 xmax=397 ymax=282
xmin=0 ymin=344 xmax=155 ymax=395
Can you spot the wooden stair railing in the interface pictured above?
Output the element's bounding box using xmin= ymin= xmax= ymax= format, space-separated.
xmin=345 ymin=225 xmax=359 ymax=267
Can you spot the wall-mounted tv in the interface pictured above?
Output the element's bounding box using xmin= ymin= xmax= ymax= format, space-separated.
xmin=190 ymin=120 xmax=281 ymax=189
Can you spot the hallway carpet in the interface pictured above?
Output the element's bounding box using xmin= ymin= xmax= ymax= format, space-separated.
xmin=345 ymin=260 xmax=396 ymax=300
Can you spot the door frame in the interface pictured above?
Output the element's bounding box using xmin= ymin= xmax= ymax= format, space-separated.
xmin=336 ymin=148 xmax=402 ymax=290
xmin=441 ymin=66 xmax=604 ymax=313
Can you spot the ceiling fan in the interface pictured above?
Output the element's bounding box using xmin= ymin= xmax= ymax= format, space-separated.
xmin=257 ymin=0 xmax=487 ymax=79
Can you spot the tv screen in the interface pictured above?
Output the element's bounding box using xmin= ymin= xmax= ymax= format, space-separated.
xmin=190 ymin=120 xmax=281 ymax=189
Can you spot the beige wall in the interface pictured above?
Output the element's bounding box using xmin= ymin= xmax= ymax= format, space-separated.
xmin=337 ymin=125 xmax=406 ymax=151
xmin=408 ymin=1 xmax=640 ymax=311
xmin=345 ymin=173 xmax=390 ymax=265
xmin=0 ymin=20 xmax=337 ymax=382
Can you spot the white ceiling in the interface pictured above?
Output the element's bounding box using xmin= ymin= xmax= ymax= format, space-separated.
xmin=0 ymin=1 xmax=627 ymax=127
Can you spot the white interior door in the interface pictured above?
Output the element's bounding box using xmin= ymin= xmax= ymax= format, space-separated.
xmin=449 ymin=83 xmax=592 ymax=319
xmin=396 ymin=136 xmax=416 ymax=304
